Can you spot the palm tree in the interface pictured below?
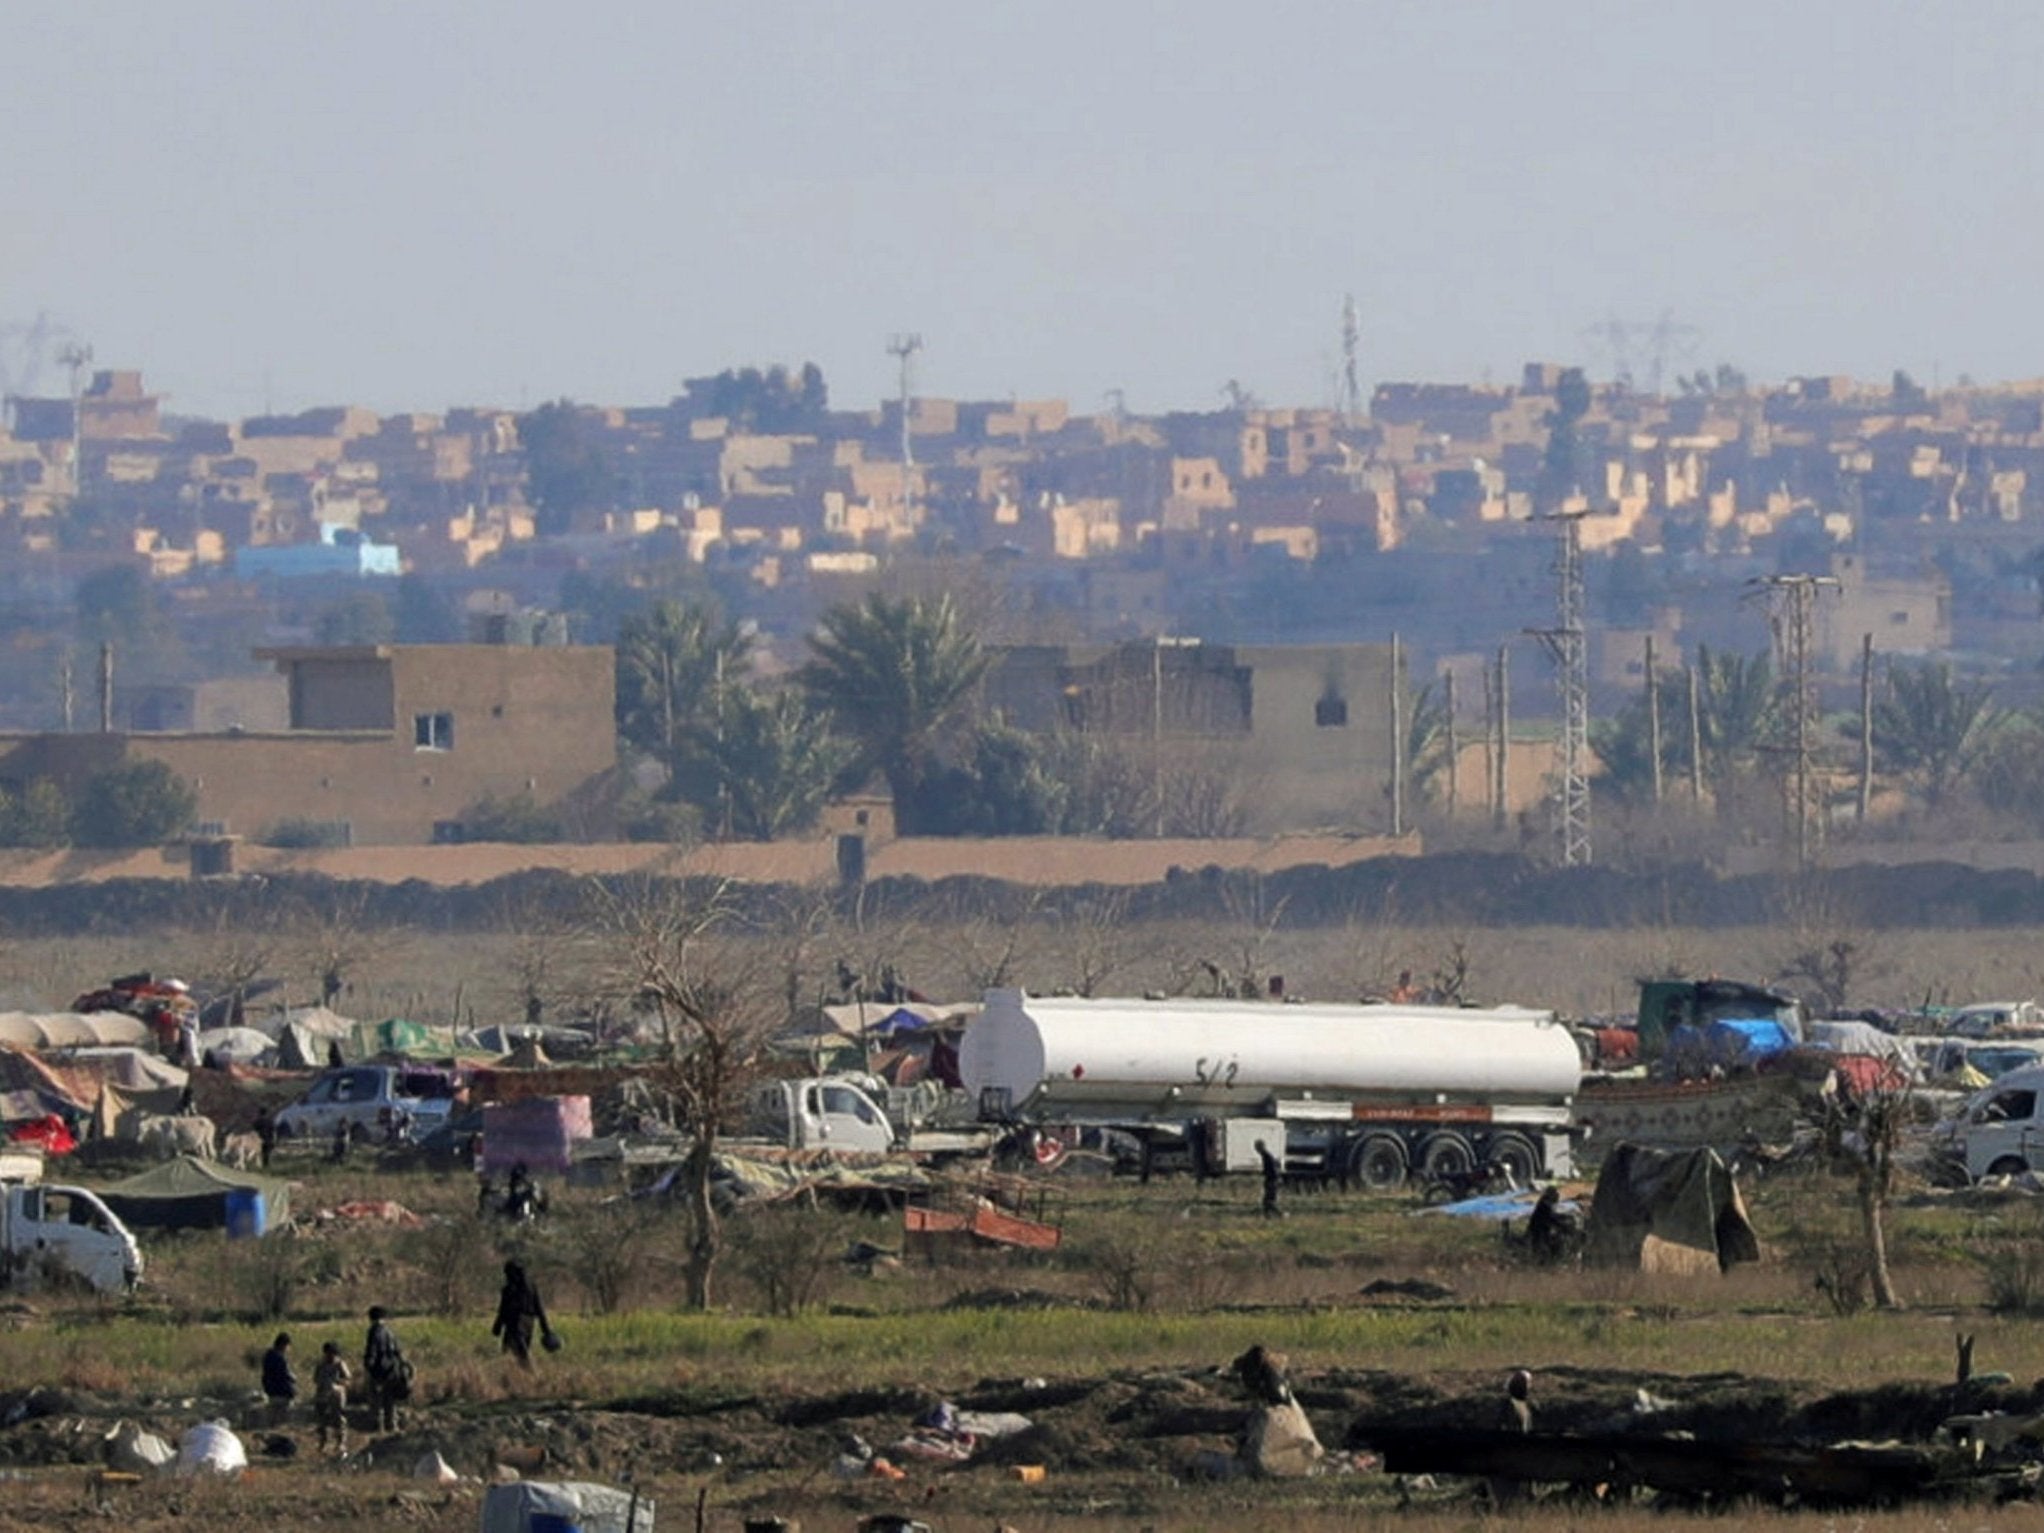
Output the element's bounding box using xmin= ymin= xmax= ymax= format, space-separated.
xmin=1692 ymin=645 xmax=1780 ymax=805
xmin=692 ymin=689 xmax=853 ymax=841
xmin=615 ymin=602 xmax=754 ymax=766
xmin=798 ymin=592 xmax=990 ymax=832
xmin=1873 ymin=659 xmax=2001 ymax=811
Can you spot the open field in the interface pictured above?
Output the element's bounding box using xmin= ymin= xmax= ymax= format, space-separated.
xmin=4 ymin=918 xmax=2044 ymax=1527
xmin=7 ymin=1151 xmax=2044 ymax=1530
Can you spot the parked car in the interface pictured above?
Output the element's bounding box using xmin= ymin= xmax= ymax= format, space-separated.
xmin=1950 ymin=1001 xmax=2044 ymax=1040
xmin=274 ymin=1065 xmax=457 ymax=1143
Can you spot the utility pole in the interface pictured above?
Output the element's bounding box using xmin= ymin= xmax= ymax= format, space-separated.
xmin=1687 ymin=660 xmax=1704 ymax=801
xmin=886 ymin=333 xmax=922 ymax=516
xmin=1443 ymin=668 xmax=1459 ymax=819
xmin=58 ymin=653 xmax=73 ymax=732
xmin=1645 ymin=635 xmax=1663 ymax=806
xmin=1857 ymin=632 xmax=1875 ymax=824
xmin=58 ymin=340 xmax=93 ymax=498
xmin=1388 ymin=633 xmax=1405 ymax=838
xmin=1530 ymin=510 xmax=1591 ymax=866
xmin=1750 ymin=574 xmax=1840 ymax=871
xmin=97 ymin=641 xmax=113 ymax=733
xmin=1492 ymin=643 xmax=1510 ymax=833
xmin=1151 ymin=639 xmax=1164 ymax=839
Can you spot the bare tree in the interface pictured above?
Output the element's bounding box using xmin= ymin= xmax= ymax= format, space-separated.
xmin=496 ymin=887 xmax=595 ymax=1031
xmin=1196 ymin=879 xmax=1290 ymax=998
xmin=1053 ymin=890 xmax=1134 ymax=997
xmin=189 ymin=896 xmax=283 ymax=1026
xmin=955 ymin=888 xmax=1046 ymax=993
xmin=1820 ymin=1082 xmax=1907 ymax=1310
xmin=594 ymin=876 xmax=775 ymax=1311
xmin=287 ymin=885 xmax=387 ymax=1011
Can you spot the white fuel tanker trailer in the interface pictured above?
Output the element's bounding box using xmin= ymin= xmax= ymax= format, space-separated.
xmin=960 ymin=989 xmax=1583 ymax=1188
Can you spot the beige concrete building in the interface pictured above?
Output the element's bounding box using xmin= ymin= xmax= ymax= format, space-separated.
xmin=0 ymin=643 xmax=616 ymax=846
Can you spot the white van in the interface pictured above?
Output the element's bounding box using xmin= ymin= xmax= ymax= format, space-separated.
xmin=1945 ymin=1064 xmax=2044 ymax=1181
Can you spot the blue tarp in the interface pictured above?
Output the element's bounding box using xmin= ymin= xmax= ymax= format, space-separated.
xmin=1414 ymin=1189 xmax=1581 ymax=1220
xmin=1667 ymin=1017 xmax=1795 ymax=1077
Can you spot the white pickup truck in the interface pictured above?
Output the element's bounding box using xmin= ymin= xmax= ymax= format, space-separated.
xmin=0 ymin=1150 xmax=143 ymax=1294
xmin=744 ymin=1076 xmax=992 ymax=1158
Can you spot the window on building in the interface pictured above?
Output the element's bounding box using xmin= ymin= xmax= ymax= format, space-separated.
xmin=413 ymin=711 xmax=454 ymax=751
xmin=1315 ymin=695 xmax=1349 ymax=728
xmin=1889 ymin=611 xmax=1910 ymax=626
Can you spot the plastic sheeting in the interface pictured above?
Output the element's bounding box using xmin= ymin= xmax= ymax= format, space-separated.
xmin=173 ymin=1421 xmax=246 ymax=1477
xmin=480 ymin=1095 xmax=592 ymax=1176
xmin=479 ymin=1480 xmax=655 ymax=1533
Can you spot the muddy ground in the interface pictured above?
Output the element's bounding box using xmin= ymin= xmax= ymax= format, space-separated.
xmin=0 ymin=1353 xmax=2036 ymax=1532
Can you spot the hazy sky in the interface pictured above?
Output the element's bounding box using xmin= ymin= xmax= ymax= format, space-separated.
xmin=6 ymin=2 xmax=2042 ymax=420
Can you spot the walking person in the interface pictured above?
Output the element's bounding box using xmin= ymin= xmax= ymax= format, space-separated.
xmin=491 ymin=1259 xmax=553 ymax=1368
xmin=313 ymin=1342 xmax=351 ymax=1458
xmin=362 ymin=1306 xmax=410 ymax=1432
xmin=1256 ymin=1140 xmax=1283 ymax=1219
xmin=259 ymin=1332 xmax=297 ymax=1428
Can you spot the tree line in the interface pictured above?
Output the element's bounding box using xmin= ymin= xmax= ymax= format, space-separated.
xmin=615 ymin=591 xmax=1245 ymax=841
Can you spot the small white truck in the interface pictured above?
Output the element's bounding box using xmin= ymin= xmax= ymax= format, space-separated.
xmin=0 ymin=1149 xmax=144 ymax=1293
xmin=744 ymin=1076 xmax=992 ymax=1158
xmin=1939 ymin=1063 xmax=2044 ymax=1181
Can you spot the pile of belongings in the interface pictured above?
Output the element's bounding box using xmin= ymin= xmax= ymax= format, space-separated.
xmin=886 ymin=1400 xmax=1035 ymax=1466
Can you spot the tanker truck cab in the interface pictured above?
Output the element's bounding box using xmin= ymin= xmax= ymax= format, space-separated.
xmin=747 ymin=1077 xmax=896 ymax=1153
xmin=1949 ymin=1064 xmax=2044 ymax=1181
xmin=0 ymin=1154 xmax=142 ymax=1294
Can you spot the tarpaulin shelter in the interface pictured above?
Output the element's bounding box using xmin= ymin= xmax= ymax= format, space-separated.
xmin=196 ymin=1028 xmax=275 ymax=1067
xmin=479 ymin=1480 xmax=654 ymax=1533
xmin=1584 ymin=1143 xmax=1760 ymax=1276
xmin=0 ymin=1013 xmax=150 ymax=1050
xmin=96 ymin=1155 xmax=292 ymax=1232
xmin=89 ymin=1082 xmax=186 ymax=1141
xmin=480 ymin=1095 xmax=592 ymax=1175
xmin=350 ymin=1018 xmax=451 ymax=1059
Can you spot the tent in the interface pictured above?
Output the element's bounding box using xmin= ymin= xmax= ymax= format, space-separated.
xmin=0 ymin=1013 xmax=151 ymax=1051
xmin=96 ymin=1155 xmax=292 ymax=1233
xmin=196 ymin=1028 xmax=276 ymax=1067
xmin=1583 ymin=1143 xmax=1760 ymax=1276
xmin=1665 ymin=1019 xmax=1795 ymax=1078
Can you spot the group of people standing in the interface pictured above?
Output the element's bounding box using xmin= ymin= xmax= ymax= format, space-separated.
xmin=258 ymin=1263 xmax=553 ymax=1454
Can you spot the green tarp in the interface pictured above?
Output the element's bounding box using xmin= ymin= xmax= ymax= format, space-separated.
xmin=95 ymin=1154 xmax=293 ymax=1232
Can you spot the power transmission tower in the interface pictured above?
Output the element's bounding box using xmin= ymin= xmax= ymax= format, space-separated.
xmin=1749 ymin=574 xmax=1840 ymax=871
xmin=1530 ymin=510 xmax=1592 ymax=866
xmin=1339 ymin=293 xmax=1362 ymax=421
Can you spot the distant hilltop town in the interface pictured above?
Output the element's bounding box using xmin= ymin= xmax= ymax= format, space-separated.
xmin=0 ymin=361 xmax=2022 ymax=677
xmin=0 ymin=355 xmax=2040 ymax=861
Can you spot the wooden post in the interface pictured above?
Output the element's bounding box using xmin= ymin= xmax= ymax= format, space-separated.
xmin=1493 ymin=643 xmax=1510 ymax=831
xmin=1389 ymin=633 xmax=1405 ymax=838
xmin=1858 ymin=632 xmax=1875 ymax=824
xmin=1645 ymin=635 xmax=1663 ymax=805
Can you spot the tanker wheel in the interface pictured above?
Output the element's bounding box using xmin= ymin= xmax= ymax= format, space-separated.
xmin=1349 ymin=1133 xmax=1409 ymax=1192
xmin=1988 ymin=1156 xmax=2029 ymax=1179
xmin=1485 ymin=1132 xmax=1541 ymax=1190
xmin=1418 ymin=1132 xmax=1477 ymax=1184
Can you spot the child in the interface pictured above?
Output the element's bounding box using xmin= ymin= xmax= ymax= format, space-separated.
xmin=313 ymin=1341 xmax=352 ymax=1457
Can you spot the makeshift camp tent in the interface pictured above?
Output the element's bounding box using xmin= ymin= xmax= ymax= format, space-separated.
xmin=97 ymin=1155 xmax=292 ymax=1233
xmin=1583 ymin=1143 xmax=1759 ymax=1276
xmin=0 ymin=1013 xmax=150 ymax=1050
xmin=196 ymin=1028 xmax=275 ymax=1067
xmin=350 ymin=1018 xmax=452 ymax=1060
xmin=1664 ymin=1019 xmax=1795 ymax=1078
